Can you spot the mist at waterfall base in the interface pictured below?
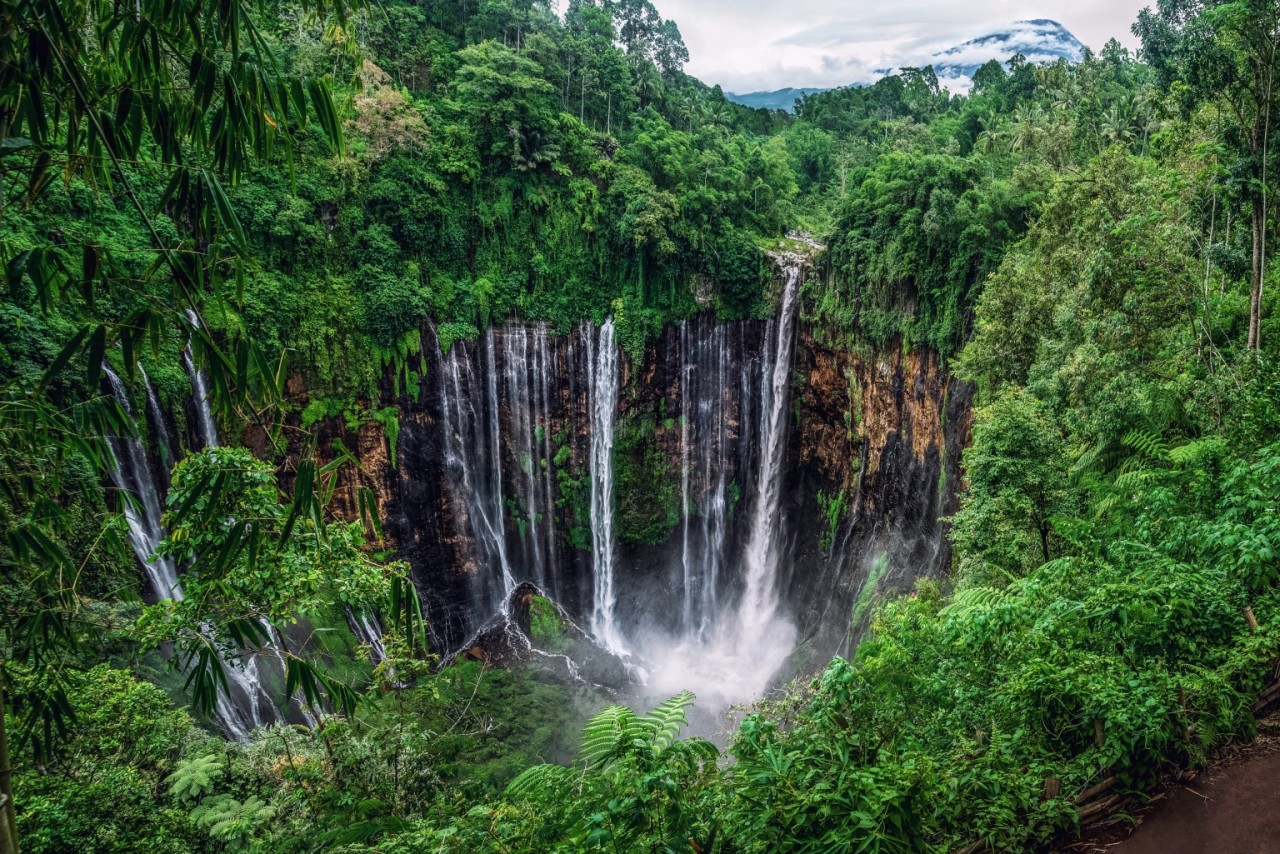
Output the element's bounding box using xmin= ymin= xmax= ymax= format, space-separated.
xmin=624 ymin=258 xmax=802 ymax=727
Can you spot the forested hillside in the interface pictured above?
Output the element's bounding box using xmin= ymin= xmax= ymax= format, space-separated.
xmin=3 ymin=0 xmax=1280 ymax=851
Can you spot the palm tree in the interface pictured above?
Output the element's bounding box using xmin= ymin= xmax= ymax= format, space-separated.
xmin=1101 ymin=104 xmax=1135 ymax=146
xmin=1008 ymin=105 xmax=1043 ymax=153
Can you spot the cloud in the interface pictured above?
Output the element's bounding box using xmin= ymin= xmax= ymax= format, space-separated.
xmin=648 ymin=0 xmax=1150 ymax=92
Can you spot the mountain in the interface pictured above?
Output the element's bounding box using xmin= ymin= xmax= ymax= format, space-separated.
xmin=725 ymin=87 xmax=828 ymax=113
xmin=725 ymin=19 xmax=1086 ymax=105
xmin=931 ymin=19 xmax=1085 ymax=83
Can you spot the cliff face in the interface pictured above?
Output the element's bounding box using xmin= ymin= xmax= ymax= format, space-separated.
xmin=285 ymin=302 xmax=971 ymax=668
xmin=785 ymin=332 xmax=972 ymax=666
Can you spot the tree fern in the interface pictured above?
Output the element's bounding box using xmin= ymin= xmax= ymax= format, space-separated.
xmin=580 ymin=703 xmax=642 ymax=769
xmin=939 ymin=586 xmax=1007 ymax=619
xmin=1121 ymin=428 xmax=1169 ymax=463
xmin=166 ymin=753 xmax=224 ymax=802
xmin=191 ymin=795 xmax=276 ymax=851
xmin=506 ymin=762 xmax=575 ymax=798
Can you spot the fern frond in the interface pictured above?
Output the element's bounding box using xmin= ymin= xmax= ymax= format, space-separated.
xmin=643 ymin=691 xmax=695 ymax=752
xmin=1091 ymin=493 xmax=1123 ymax=519
xmin=1070 ymin=439 xmax=1108 ymax=483
xmin=1114 ymin=468 xmax=1156 ymax=489
xmin=1168 ymin=437 xmax=1224 ymax=468
xmin=939 ymin=586 xmax=1006 ymax=618
xmin=506 ymin=763 xmax=574 ymax=798
xmin=580 ymin=704 xmax=638 ymax=769
xmin=1121 ymin=428 xmax=1168 ymax=462
xmin=166 ymin=753 xmax=224 ymax=802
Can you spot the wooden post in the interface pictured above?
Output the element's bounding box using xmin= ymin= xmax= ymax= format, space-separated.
xmin=1244 ymin=607 xmax=1259 ymax=632
xmin=1094 ymin=719 xmax=1104 ymax=747
xmin=1043 ymin=778 xmax=1062 ymax=800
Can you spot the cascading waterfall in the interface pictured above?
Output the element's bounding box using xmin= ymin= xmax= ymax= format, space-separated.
xmin=439 ymin=331 xmax=516 ymax=612
xmin=431 ymin=258 xmax=810 ymax=708
xmin=347 ymin=607 xmax=388 ymax=662
xmin=104 ymin=368 xmax=183 ymax=603
xmin=642 ymin=256 xmax=803 ymax=708
xmin=104 ymin=367 xmax=274 ymax=740
xmin=587 ymin=319 xmax=623 ymax=653
xmin=140 ymin=366 xmax=175 ymax=476
xmin=737 ymin=256 xmax=802 ymax=641
xmin=500 ymin=325 xmax=561 ymax=594
xmin=183 ymin=309 xmax=219 ymax=448
xmin=676 ymin=319 xmax=735 ymax=639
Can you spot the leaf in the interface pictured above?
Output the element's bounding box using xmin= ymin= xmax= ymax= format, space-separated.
xmin=86 ymin=324 xmax=106 ymax=389
xmin=203 ymin=170 xmax=248 ymax=251
xmin=38 ymin=325 xmax=91 ymax=393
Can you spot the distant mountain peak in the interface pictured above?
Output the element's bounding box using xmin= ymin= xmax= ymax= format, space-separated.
xmin=723 ymin=87 xmax=827 ymax=113
xmin=724 ymin=18 xmax=1087 ymax=110
xmin=932 ymin=19 xmax=1085 ymax=82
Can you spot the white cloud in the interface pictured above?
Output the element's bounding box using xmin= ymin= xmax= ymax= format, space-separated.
xmin=648 ymin=0 xmax=1150 ymax=92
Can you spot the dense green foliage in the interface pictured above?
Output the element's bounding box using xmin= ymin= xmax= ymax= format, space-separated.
xmin=7 ymin=0 xmax=1280 ymax=851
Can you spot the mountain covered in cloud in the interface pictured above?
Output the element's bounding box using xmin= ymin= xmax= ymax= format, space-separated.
xmin=931 ymin=19 xmax=1084 ymax=82
xmin=725 ymin=19 xmax=1086 ymax=112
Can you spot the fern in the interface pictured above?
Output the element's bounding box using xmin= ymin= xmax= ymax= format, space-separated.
xmin=939 ymin=586 xmax=1007 ymax=619
xmin=506 ymin=762 xmax=575 ymax=798
xmin=1121 ymin=428 xmax=1169 ymax=462
xmin=580 ymin=703 xmax=641 ymax=769
xmin=166 ymin=753 xmax=224 ymax=802
xmin=191 ymin=795 xmax=276 ymax=851
xmin=641 ymin=690 xmax=695 ymax=752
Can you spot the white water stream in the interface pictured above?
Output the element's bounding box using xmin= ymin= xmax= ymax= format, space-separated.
xmin=587 ymin=319 xmax=623 ymax=653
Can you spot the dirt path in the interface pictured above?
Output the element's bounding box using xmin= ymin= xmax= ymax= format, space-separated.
xmin=1078 ymin=744 xmax=1280 ymax=853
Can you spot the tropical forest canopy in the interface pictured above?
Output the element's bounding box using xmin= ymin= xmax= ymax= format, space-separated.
xmin=2 ymin=0 xmax=1280 ymax=851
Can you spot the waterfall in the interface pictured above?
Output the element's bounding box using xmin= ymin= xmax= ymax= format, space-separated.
xmin=679 ymin=321 xmax=693 ymax=630
xmin=347 ymin=606 xmax=388 ymax=662
xmin=737 ymin=257 xmax=802 ymax=639
xmin=502 ymin=325 xmax=561 ymax=592
xmin=104 ymin=367 xmax=275 ymax=740
xmin=104 ymin=368 xmax=183 ymax=603
xmin=675 ymin=319 xmax=736 ymax=639
xmin=643 ymin=256 xmax=803 ymax=709
xmin=439 ymin=331 xmax=515 ymax=612
xmin=140 ymin=366 xmax=175 ymax=477
xmin=587 ymin=319 xmax=623 ymax=653
xmin=183 ymin=309 xmax=219 ymax=448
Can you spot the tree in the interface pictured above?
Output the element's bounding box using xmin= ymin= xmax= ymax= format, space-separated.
xmin=950 ymin=389 xmax=1073 ymax=583
xmin=452 ymin=41 xmax=557 ymax=156
xmin=134 ymin=447 xmax=423 ymax=723
xmin=0 ymin=0 xmax=412 ymax=846
xmin=1137 ymin=0 xmax=1280 ymax=349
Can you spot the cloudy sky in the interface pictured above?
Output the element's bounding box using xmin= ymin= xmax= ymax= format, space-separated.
xmin=648 ymin=0 xmax=1152 ymax=92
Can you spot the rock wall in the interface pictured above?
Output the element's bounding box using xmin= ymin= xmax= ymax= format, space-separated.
xmin=278 ymin=305 xmax=972 ymax=668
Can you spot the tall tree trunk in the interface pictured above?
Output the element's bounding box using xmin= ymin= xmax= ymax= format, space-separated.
xmin=1250 ymin=195 xmax=1264 ymax=350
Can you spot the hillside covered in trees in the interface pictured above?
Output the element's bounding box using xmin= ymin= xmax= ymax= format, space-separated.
xmin=3 ymin=0 xmax=1280 ymax=851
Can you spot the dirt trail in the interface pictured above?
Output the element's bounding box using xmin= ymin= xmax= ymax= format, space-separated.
xmin=1079 ymin=746 xmax=1280 ymax=854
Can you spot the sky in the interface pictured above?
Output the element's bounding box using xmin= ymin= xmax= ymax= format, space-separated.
xmin=647 ymin=0 xmax=1152 ymax=93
